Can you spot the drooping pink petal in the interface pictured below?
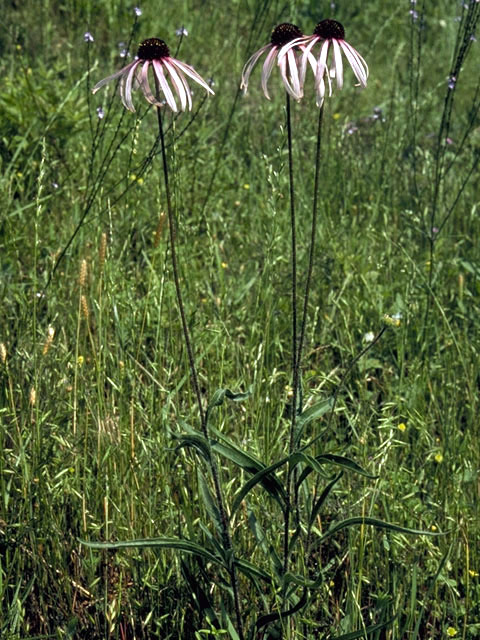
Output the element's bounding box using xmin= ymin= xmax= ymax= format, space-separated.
xmin=339 ymin=40 xmax=369 ymax=87
xmin=92 ymin=61 xmax=137 ymax=94
xmin=331 ymin=38 xmax=344 ymax=89
xmin=315 ymin=40 xmax=331 ymax=97
xmin=163 ymin=59 xmax=188 ymax=111
xmin=278 ymin=49 xmax=302 ymax=100
xmin=241 ymin=44 xmax=270 ymax=92
xmin=152 ymin=59 xmax=178 ymax=112
xmin=173 ymin=66 xmax=193 ymax=110
xmin=122 ymin=61 xmax=141 ymax=111
xmin=315 ymin=40 xmax=330 ymax=87
xmin=139 ymin=61 xmax=164 ymax=108
xmin=170 ymin=59 xmax=214 ymax=95
xmin=300 ymin=37 xmax=320 ymax=85
xmin=261 ymin=46 xmax=278 ymax=100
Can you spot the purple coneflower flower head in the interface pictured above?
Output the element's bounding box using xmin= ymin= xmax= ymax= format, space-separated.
xmin=283 ymin=19 xmax=368 ymax=106
xmin=92 ymin=37 xmax=214 ymax=113
xmin=241 ymin=23 xmax=314 ymax=100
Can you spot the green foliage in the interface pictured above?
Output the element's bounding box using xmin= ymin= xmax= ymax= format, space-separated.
xmin=1 ymin=0 xmax=480 ymax=638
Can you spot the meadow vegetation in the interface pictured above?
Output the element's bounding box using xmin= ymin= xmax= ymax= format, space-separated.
xmin=1 ymin=0 xmax=479 ymax=638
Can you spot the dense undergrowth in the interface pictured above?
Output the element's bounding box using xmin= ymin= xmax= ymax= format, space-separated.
xmin=1 ymin=0 xmax=479 ymax=638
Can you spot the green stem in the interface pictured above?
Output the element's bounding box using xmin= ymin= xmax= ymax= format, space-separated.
xmin=156 ymin=106 xmax=205 ymax=430
xmin=284 ymin=94 xmax=298 ymax=574
xmin=156 ymin=106 xmax=244 ymax=640
xmin=297 ymin=104 xmax=324 ymax=397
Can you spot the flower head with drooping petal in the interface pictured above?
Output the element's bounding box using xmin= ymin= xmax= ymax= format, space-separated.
xmin=241 ymin=23 xmax=316 ymax=100
xmin=281 ymin=19 xmax=368 ymax=106
xmin=92 ymin=37 xmax=214 ymax=113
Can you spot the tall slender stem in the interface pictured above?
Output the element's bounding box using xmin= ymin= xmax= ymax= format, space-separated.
xmin=284 ymin=94 xmax=298 ymax=574
xmin=156 ymin=106 xmax=244 ymax=640
xmin=156 ymin=106 xmax=205 ymax=431
xmin=297 ymin=104 xmax=324 ymax=385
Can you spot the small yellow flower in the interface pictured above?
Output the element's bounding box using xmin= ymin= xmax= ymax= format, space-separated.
xmin=77 ymin=355 xmax=84 ymax=366
xmin=398 ymin=422 xmax=407 ymax=432
xmin=243 ymin=183 xmax=250 ymax=190
xmin=469 ymin=569 xmax=479 ymax=578
xmin=221 ymin=262 xmax=228 ymax=269
xmin=431 ymin=525 xmax=437 ymax=532
xmin=284 ymin=385 xmax=293 ymax=398
xmin=333 ymin=112 xmax=341 ymax=120
xmin=129 ymin=174 xmax=144 ymax=184
xmin=446 ymin=627 xmax=457 ymax=637
xmin=435 ymin=453 xmax=444 ymax=464
xmin=383 ymin=313 xmax=401 ymax=327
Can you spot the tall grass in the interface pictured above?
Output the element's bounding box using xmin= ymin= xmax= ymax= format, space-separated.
xmin=1 ymin=0 xmax=480 ymax=638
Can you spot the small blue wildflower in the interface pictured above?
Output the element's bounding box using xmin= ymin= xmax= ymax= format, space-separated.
xmin=118 ymin=42 xmax=128 ymax=58
xmin=448 ymin=76 xmax=456 ymax=89
xmin=84 ymin=32 xmax=94 ymax=43
xmin=134 ymin=6 xmax=142 ymax=16
xmin=176 ymin=26 xmax=189 ymax=37
xmin=96 ymin=107 xmax=105 ymax=119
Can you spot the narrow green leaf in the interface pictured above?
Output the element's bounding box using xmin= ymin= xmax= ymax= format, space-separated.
xmin=80 ymin=537 xmax=222 ymax=565
xmin=247 ymin=508 xmax=283 ymax=576
xmin=329 ymin=615 xmax=397 ymax=640
xmin=231 ymin=457 xmax=288 ymax=515
xmin=309 ymin=472 xmax=343 ymax=527
xmin=315 ymin=453 xmax=377 ymax=479
xmin=235 ymin=557 xmax=271 ymax=582
xmin=294 ymin=397 xmax=334 ymax=446
xmin=197 ymin=469 xmax=222 ymax=535
xmin=207 ymin=387 xmax=252 ymax=413
xmin=255 ymin=589 xmax=308 ymax=631
xmin=172 ymin=432 xmax=211 ymax=463
xmin=318 ymin=517 xmax=445 ymax=544
xmin=294 ymin=453 xmax=376 ymax=490
xmin=180 ymin=558 xmax=220 ymax=630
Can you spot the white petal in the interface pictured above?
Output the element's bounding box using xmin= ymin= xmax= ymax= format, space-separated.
xmin=331 ymin=39 xmax=344 ymax=90
xmin=164 ymin=59 xmax=188 ymax=111
xmin=122 ymin=61 xmax=140 ymax=111
xmin=139 ymin=61 xmax=163 ymax=107
xmin=152 ymin=60 xmax=177 ymax=112
xmin=278 ymin=49 xmax=302 ymax=100
xmin=92 ymin=61 xmax=136 ymax=94
xmin=340 ymin=41 xmax=369 ymax=87
xmin=315 ymin=41 xmax=331 ymax=96
xmin=261 ymin=46 xmax=278 ymax=100
xmin=300 ymin=37 xmax=319 ymax=84
xmin=170 ymin=59 xmax=214 ymax=95
xmin=241 ymin=45 xmax=269 ymax=91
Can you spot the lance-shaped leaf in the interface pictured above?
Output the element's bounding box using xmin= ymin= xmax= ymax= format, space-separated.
xmin=316 ymin=517 xmax=445 ymax=545
xmin=197 ymin=468 xmax=222 ymax=535
xmin=329 ymin=615 xmax=397 ymax=640
xmin=294 ymin=396 xmax=334 ymax=447
xmin=230 ymin=456 xmax=288 ymax=516
xmin=294 ymin=452 xmax=377 ymax=490
xmin=80 ymin=537 xmax=222 ymax=565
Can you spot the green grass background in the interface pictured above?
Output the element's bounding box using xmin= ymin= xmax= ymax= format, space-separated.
xmin=1 ymin=0 xmax=479 ymax=637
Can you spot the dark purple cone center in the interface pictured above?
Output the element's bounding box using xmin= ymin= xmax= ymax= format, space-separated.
xmin=137 ymin=37 xmax=170 ymax=60
xmin=270 ymin=23 xmax=303 ymax=47
xmin=313 ymin=19 xmax=345 ymax=40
